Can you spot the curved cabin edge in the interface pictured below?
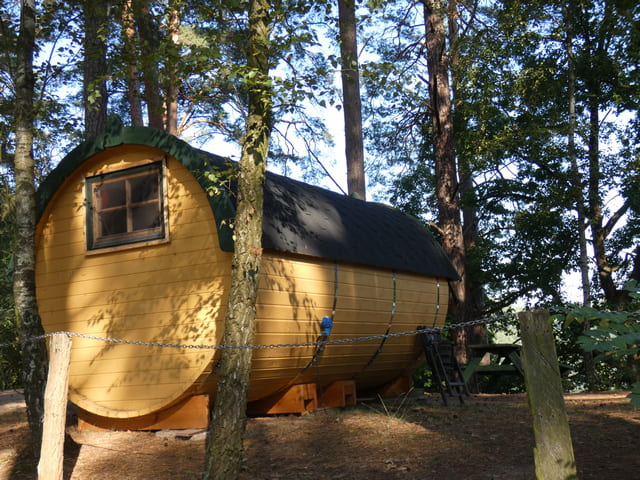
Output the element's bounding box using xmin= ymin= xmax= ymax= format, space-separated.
xmin=36 ymin=144 xmax=230 ymax=419
xmin=35 ymin=123 xmax=458 ymax=430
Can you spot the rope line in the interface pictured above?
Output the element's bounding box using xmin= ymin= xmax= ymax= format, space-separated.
xmin=0 ymin=315 xmax=511 ymax=351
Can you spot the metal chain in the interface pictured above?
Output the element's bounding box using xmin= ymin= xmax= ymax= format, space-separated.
xmin=0 ymin=314 xmax=513 ymax=351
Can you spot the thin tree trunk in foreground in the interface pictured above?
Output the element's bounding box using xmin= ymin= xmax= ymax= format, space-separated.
xmin=202 ymin=0 xmax=272 ymax=478
xmin=13 ymin=0 xmax=48 ymax=454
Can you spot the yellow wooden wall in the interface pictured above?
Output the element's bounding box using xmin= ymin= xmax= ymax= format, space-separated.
xmin=36 ymin=143 xmax=449 ymax=419
xmin=36 ymin=145 xmax=232 ymax=418
xmin=248 ymin=256 xmax=448 ymax=400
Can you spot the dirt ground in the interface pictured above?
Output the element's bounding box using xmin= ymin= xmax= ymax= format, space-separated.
xmin=1 ymin=389 xmax=638 ymax=480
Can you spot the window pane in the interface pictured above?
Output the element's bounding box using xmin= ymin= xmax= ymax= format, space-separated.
xmin=99 ymin=209 xmax=127 ymax=236
xmin=86 ymin=161 xmax=167 ymax=250
xmin=130 ymin=173 xmax=159 ymax=204
xmin=97 ymin=181 xmax=126 ymax=208
xmin=132 ymin=203 xmax=161 ymax=231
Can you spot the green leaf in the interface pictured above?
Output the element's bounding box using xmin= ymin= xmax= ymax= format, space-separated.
xmin=628 ymin=384 xmax=640 ymax=408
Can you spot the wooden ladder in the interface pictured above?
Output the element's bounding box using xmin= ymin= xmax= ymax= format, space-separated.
xmin=419 ymin=330 xmax=470 ymax=406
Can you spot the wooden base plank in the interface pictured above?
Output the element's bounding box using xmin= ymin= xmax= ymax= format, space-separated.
xmin=77 ymin=394 xmax=209 ymax=431
xmin=319 ymin=380 xmax=356 ymax=408
xmin=247 ymin=384 xmax=318 ymax=415
xmin=377 ymin=374 xmax=413 ymax=398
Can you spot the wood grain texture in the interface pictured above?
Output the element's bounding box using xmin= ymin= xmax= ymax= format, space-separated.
xmin=519 ymin=310 xmax=577 ymax=480
xmin=38 ymin=333 xmax=72 ymax=480
xmin=36 ymin=146 xmax=230 ymax=418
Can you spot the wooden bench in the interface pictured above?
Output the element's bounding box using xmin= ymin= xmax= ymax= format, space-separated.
xmin=473 ymin=364 xmax=521 ymax=375
xmin=463 ymin=343 xmax=524 ymax=383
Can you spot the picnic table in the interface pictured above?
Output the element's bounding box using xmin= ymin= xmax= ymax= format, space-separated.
xmin=462 ymin=343 xmax=524 ymax=383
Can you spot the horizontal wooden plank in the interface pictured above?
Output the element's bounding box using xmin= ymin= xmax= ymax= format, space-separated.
xmin=254 ymin=291 xmax=438 ymax=316
xmin=473 ymin=365 xmax=522 ymax=375
xmin=37 ymin=245 xmax=228 ymax=290
xmin=69 ymin=341 xmax=216 ymax=360
xmin=258 ymin=275 xmax=337 ymax=297
xmin=38 ymin=287 xmax=226 ymax=318
xmin=253 ymin=316 xmax=391 ymax=334
xmin=43 ymin=291 xmax=228 ymax=325
xmin=37 ymin=266 xmax=229 ymax=303
xmin=69 ymin=366 xmax=205 ymax=387
xmin=71 ymin=387 xmax=187 ymax=407
xmin=36 ymin=219 xmax=223 ymax=271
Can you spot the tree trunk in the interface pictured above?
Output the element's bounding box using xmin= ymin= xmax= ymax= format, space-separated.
xmin=202 ymin=0 xmax=272 ymax=478
xmin=423 ymin=0 xmax=467 ymax=361
xmin=82 ymin=0 xmax=109 ymax=138
xmin=13 ymin=0 xmax=48 ymax=454
xmin=582 ymin=1 xmax=629 ymax=308
xmin=122 ymin=0 xmax=144 ymax=126
xmin=133 ymin=0 xmax=164 ymax=130
xmin=586 ymin=96 xmax=627 ymax=307
xmin=447 ymin=0 xmax=485 ymax=348
xmin=338 ymin=0 xmax=365 ymax=200
xmin=564 ymin=3 xmax=597 ymax=389
xmin=164 ymin=3 xmax=180 ymax=135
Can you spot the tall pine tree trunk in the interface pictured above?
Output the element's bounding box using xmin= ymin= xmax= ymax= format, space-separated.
xmin=164 ymin=2 xmax=180 ymax=135
xmin=564 ymin=2 xmax=597 ymax=389
xmin=338 ymin=0 xmax=365 ymax=200
xmin=133 ymin=0 xmax=164 ymax=130
xmin=122 ymin=0 xmax=144 ymax=126
xmin=423 ymin=0 xmax=468 ymax=361
xmin=202 ymin=0 xmax=272 ymax=478
xmin=83 ymin=0 xmax=109 ymax=138
xmin=13 ymin=0 xmax=47 ymax=453
xmin=447 ymin=0 xmax=485 ymax=348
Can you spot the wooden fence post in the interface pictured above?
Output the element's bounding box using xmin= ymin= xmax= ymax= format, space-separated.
xmin=518 ymin=310 xmax=577 ymax=480
xmin=38 ymin=333 xmax=72 ymax=480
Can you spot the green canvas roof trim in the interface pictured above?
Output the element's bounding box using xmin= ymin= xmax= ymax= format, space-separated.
xmin=36 ymin=120 xmax=237 ymax=251
xmin=37 ymin=122 xmax=459 ymax=280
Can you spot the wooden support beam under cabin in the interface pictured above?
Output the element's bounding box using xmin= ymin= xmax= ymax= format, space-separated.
xmin=77 ymin=395 xmax=209 ymax=431
xmin=247 ymin=384 xmax=318 ymax=415
xmin=376 ymin=374 xmax=414 ymax=398
xmin=319 ymin=380 xmax=357 ymax=408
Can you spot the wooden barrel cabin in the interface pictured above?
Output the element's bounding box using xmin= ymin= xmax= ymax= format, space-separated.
xmin=35 ymin=124 xmax=458 ymax=430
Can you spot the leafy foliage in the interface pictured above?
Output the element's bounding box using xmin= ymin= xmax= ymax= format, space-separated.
xmin=558 ymin=282 xmax=640 ymax=405
xmin=0 ymin=180 xmax=20 ymax=390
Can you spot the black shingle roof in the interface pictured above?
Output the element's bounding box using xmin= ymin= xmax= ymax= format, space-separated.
xmin=261 ymin=168 xmax=459 ymax=279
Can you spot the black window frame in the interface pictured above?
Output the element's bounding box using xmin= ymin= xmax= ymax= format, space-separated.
xmin=85 ymin=160 xmax=168 ymax=252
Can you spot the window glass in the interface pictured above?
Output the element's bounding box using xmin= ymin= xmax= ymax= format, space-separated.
xmin=99 ymin=209 xmax=127 ymax=236
xmin=132 ymin=203 xmax=161 ymax=231
xmin=130 ymin=173 xmax=159 ymax=203
xmin=86 ymin=161 xmax=167 ymax=251
xmin=98 ymin=181 xmax=126 ymax=209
